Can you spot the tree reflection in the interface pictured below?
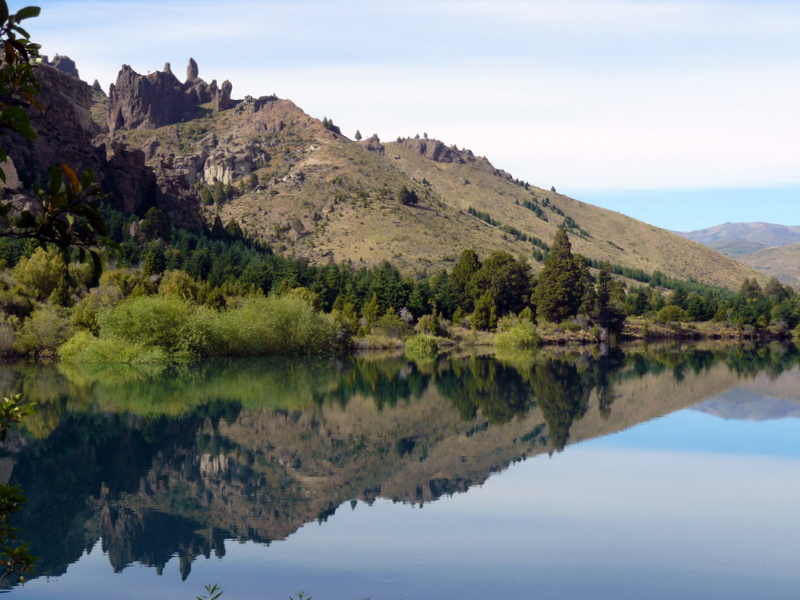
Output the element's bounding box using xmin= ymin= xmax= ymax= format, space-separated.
xmin=1 ymin=343 xmax=798 ymax=586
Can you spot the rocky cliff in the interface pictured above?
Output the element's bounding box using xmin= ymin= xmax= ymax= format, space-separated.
xmin=1 ymin=58 xmax=203 ymax=228
xmin=107 ymin=59 xmax=233 ymax=132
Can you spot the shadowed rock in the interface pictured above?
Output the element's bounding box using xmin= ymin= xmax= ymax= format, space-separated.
xmin=108 ymin=59 xmax=234 ymax=132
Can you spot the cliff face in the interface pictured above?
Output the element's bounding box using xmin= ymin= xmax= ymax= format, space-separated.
xmin=107 ymin=59 xmax=233 ymax=132
xmin=1 ymin=59 xmax=203 ymax=227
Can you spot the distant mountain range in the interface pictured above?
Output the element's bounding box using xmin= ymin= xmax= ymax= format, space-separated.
xmin=676 ymin=222 xmax=800 ymax=285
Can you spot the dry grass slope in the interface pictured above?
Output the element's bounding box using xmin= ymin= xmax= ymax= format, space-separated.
xmin=115 ymin=96 xmax=764 ymax=289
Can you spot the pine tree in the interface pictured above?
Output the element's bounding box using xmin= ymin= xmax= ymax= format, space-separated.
xmin=533 ymin=228 xmax=583 ymax=322
xmin=142 ymin=241 xmax=166 ymax=276
xmin=471 ymin=291 xmax=495 ymax=331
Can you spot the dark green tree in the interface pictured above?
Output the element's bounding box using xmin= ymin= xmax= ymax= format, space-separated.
xmin=471 ymin=291 xmax=496 ymax=331
xmin=450 ymin=248 xmax=482 ymax=311
xmin=469 ymin=251 xmax=532 ymax=317
xmin=142 ymin=241 xmax=166 ymax=276
xmin=593 ymin=262 xmax=625 ymax=334
xmin=533 ymin=228 xmax=582 ymax=322
xmin=138 ymin=207 xmax=171 ymax=242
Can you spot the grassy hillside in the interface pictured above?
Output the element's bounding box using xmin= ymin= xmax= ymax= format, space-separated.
xmin=115 ymin=96 xmax=763 ymax=290
xmin=738 ymin=243 xmax=800 ymax=285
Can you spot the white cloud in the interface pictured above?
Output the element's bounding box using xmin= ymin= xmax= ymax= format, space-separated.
xmin=31 ymin=0 xmax=800 ymax=191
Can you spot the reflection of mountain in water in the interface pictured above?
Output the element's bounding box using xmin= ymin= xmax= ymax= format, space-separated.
xmin=693 ymin=365 xmax=800 ymax=421
xmin=695 ymin=391 xmax=800 ymax=421
xmin=1 ymin=344 xmax=799 ymax=585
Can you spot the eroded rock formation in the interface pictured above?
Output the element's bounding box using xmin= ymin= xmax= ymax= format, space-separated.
xmin=42 ymin=54 xmax=80 ymax=79
xmin=108 ymin=58 xmax=234 ymax=132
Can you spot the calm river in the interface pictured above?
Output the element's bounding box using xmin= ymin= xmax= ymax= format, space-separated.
xmin=2 ymin=343 xmax=800 ymax=599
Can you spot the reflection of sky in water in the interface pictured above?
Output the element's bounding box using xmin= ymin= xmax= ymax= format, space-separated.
xmin=583 ymin=398 xmax=800 ymax=459
xmin=16 ymin=399 xmax=800 ymax=600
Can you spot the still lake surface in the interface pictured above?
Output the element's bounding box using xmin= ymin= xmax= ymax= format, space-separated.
xmin=2 ymin=343 xmax=800 ymax=599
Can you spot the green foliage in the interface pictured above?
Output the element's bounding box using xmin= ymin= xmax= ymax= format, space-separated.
xmin=362 ymin=292 xmax=381 ymax=326
xmin=414 ymin=312 xmax=441 ymax=336
xmin=0 ymin=393 xmax=35 ymax=441
xmin=0 ymin=391 xmax=37 ymax=584
xmin=469 ymin=251 xmax=532 ymax=317
xmin=138 ymin=207 xmax=171 ymax=242
xmin=15 ymin=304 xmax=71 ymax=356
xmin=656 ymin=304 xmax=686 ymax=323
xmin=533 ymin=228 xmax=583 ymax=323
xmin=471 ymin=291 xmax=496 ymax=331
xmin=58 ymin=330 xmax=169 ymax=364
xmin=142 ymin=240 xmax=167 ymax=276
xmin=12 ymin=247 xmax=66 ymax=300
xmin=321 ymin=116 xmax=340 ymax=133
xmin=494 ymin=318 xmax=540 ymax=350
xmin=372 ymin=308 xmax=410 ymax=339
xmin=404 ymin=334 xmax=439 ymax=360
xmin=196 ymin=584 xmax=224 ymax=600
xmin=467 ymin=206 xmax=499 ymax=226
xmin=397 ymin=186 xmax=419 ymax=206
xmin=217 ymin=295 xmax=337 ymax=356
xmin=519 ymin=199 xmax=548 ymax=222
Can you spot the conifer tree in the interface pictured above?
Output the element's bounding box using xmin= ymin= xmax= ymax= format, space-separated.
xmin=533 ymin=228 xmax=582 ymax=322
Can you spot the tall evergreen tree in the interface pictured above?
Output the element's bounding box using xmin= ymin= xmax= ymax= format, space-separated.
xmin=469 ymin=251 xmax=532 ymax=317
xmin=450 ymin=248 xmax=482 ymax=311
xmin=533 ymin=228 xmax=583 ymax=322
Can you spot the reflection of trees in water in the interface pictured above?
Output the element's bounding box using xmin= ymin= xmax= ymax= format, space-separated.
xmin=323 ymin=358 xmax=431 ymax=410
xmin=5 ymin=343 xmax=800 ymax=585
xmin=531 ymin=360 xmax=588 ymax=452
xmin=436 ymin=357 xmax=532 ymax=424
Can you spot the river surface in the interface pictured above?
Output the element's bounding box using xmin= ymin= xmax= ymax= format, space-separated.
xmin=2 ymin=343 xmax=800 ymax=599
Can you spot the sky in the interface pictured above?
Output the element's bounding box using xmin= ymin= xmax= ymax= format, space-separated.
xmin=26 ymin=0 xmax=800 ymax=231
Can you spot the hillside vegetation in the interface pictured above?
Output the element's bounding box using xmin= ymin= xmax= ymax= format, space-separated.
xmin=738 ymin=243 xmax=800 ymax=286
xmin=114 ymin=95 xmax=761 ymax=290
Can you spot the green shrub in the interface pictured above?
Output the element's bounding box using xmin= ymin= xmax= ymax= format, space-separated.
xmin=15 ymin=305 xmax=72 ymax=356
xmin=97 ymin=295 xmax=195 ymax=352
xmin=58 ymin=331 xmax=168 ymax=364
xmin=404 ymin=334 xmax=439 ymax=360
xmin=656 ymin=305 xmax=686 ymax=323
xmin=373 ymin=309 xmax=410 ymax=339
xmin=494 ymin=320 xmax=540 ymax=350
xmin=12 ymin=248 xmax=67 ymax=301
xmin=218 ymin=295 xmax=337 ymax=356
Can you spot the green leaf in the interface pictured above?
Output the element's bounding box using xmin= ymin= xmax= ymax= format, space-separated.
xmin=48 ymin=165 xmax=62 ymax=194
xmin=0 ymin=2 xmax=9 ymax=25
xmin=13 ymin=25 xmax=30 ymax=39
xmin=81 ymin=168 xmax=95 ymax=189
xmin=14 ymin=6 xmax=40 ymax=21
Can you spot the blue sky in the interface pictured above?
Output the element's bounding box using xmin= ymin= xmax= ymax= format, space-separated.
xmin=27 ymin=0 xmax=800 ymax=231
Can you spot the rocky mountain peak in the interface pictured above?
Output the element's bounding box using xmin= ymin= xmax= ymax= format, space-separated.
xmin=107 ymin=58 xmax=234 ymax=132
xmin=41 ymin=54 xmax=80 ymax=79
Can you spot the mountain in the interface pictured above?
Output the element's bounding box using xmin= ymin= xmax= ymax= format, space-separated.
xmin=737 ymin=243 xmax=800 ymax=286
xmin=5 ymin=57 xmax=764 ymax=290
xmin=676 ymin=222 xmax=800 ymax=258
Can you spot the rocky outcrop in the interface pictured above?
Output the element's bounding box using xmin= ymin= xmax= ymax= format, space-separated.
xmin=42 ymin=54 xmax=80 ymax=79
xmin=94 ymin=136 xmax=159 ymax=215
xmin=108 ymin=59 xmax=234 ymax=132
xmin=4 ymin=64 xmax=102 ymax=188
xmin=153 ymin=164 xmax=204 ymax=229
xmin=400 ymin=138 xmax=477 ymax=164
xmin=359 ymin=134 xmax=385 ymax=156
xmin=210 ymin=79 xmax=233 ymax=111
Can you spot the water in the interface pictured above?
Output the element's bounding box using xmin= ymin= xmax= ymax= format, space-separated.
xmin=2 ymin=344 xmax=800 ymax=599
